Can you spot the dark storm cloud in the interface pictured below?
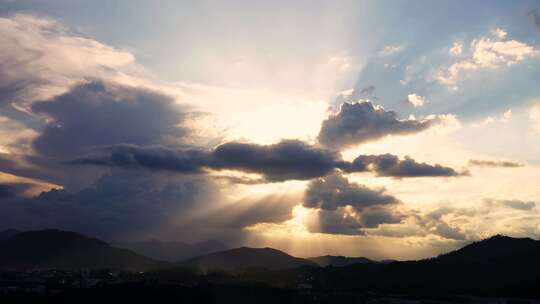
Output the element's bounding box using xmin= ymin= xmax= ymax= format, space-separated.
xmin=0 ymin=182 xmax=33 ymax=199
xmin=304 ymin=173 xmax=398 ymax=212
xmin=0 ymin=80 xmax=194 ymax=190
xmin=0 ymin=184 xmax=18 ymax=199
xmin=207 ymin=140 xmax=342 ymax=181
xmin=0 ymin=152 xmax=76 ymax=187
xmin=31 ymin=81 xmax=190 ymax=159
xmin=317 ymin=102 xmax=433 ymax=149
xmin=344 ymin=154 xmax=460 ymax=177
xmin=69 ymin=140 xmax=345 ymax=182
xmin=69 ymin=142 xmax=462 ymax=182
xmin=309 ymin=206 xmax=404 ymax=235
xmin=359 ymin=206 xmax=404 ymax=228
xmin=468 ymin=159 xmax=524 ymax=168
xmin=309 ymin=210 xmax=367 ymax=235
xmin=0 ymin=171 xmax=219 ymax=241
xmin=69 ymin=144 xmax=208 ymax=174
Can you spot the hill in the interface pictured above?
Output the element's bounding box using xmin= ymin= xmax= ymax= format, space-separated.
xmin=433 ymin=234 xmax=540 ymax=263
xmin=182 ymin=247 xmax=318 ymax=272
xmin=308 ymin=255 xmax=375 ymax=267
xmin=116 ymin=239 xmax=228 ymax=262
xmin=307 ymin=235 xmax=540 ymax=297
xmin=0 ymin=229 xmax=21 ymax=241
xmin=0 ymin=229 xmax=165 ymax=271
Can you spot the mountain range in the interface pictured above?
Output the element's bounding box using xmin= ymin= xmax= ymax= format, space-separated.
xmin=309 ymin=235 xmax=540 ymax=297
xmin=181 ymin=247 xmax=318 ymax=271
xmin=116 ymin=239 xmax=228 ymax=262
xmin=0 ymin=229 xmax=164 ymax=271
xmin=308 ymin=255 xmax=375 ymax=267
xmin=1 ymin=228 xmax=540 ymax=298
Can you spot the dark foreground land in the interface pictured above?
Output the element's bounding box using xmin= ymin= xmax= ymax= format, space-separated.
xmin=1 ymin=282 xmax=540 ymax=304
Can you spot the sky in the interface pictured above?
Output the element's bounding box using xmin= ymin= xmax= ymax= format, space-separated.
xmin=1 ymin=0 xmax=540 ymax=260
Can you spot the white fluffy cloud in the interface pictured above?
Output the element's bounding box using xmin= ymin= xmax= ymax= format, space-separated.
xmin=406 ymin=93 xmax=427 ymax=108
xmin=437 ymin=29 xmax=539 ymax=88
xmin=471 ymin=109 xmax=512 ymax=128
xmin=449 ymin=41 xmax=463 ymax=56
xmin=0 ymin=14 xmax=139 ymax=108
xmin=379 ymin=44 xmax=405 ymax=56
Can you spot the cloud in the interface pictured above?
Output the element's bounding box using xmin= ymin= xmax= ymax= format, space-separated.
xmin=379 ymin=196 xmax=540 ymax=241
xmin=484 ymin=198 xmax=536 ymax=211
xmin=304 ymin=173 xmax=398 ymax=212
xmin=379 ymin=44 xmax=405 ymax=56
xmin=365 ymin=206 xmax=483 ymax=241
xmin=0 ymin=115 xmax=37 ymax=154
xmin=70 ymin=142 xmax=462 ymax=181
xmin=468 ymin=159 xmax=523 ymax=168
xmin=359 ymin=206 xmax=405 ymax=228
xmin=499 ymin=200 xmax=536 ymax=211
xmin=471 ymin=109 xmax=512 ymax=127
xmin=530 ymin=9 xmax=540 ymax=30
xmin=31 ymin=81 xmax=190 ymax=159
xmin=0 ymin=171 xmax=222 ymax=241
xmin=0 ymin=183 xmax=31 ymax=199
xmin=433 ymin=222 xmax=467 ymax=241
xmin=303 ymin=173 xmax=404 ymax=235
xmin=0 ymin=164 xmax=297 ymax=243
xmin=70 ymin=144 xmax=207 ymax=174
xmin=208 ymin=140 xmax=343 ymax=181
xmin=317 ymin=102 xmax=434 ymax=149
xmin=449 ymin=41 xmax=463 ymax=56
xmin=405 ymin=93 xmax=427 ymax=108
xmin=437 ymin=29 xmax=540 ymax=88
xmin=70 ymin=140 xmax=344 ymax=182
xmin=307 ymin=206 xmax=404 ymax=235
xmin=307 ymin=209 xmax=366 ymax=235
xmin=359 ymin=85 xmax=376 ymax=96
xmin=344 ymin=154 xmax=460 ymax=177
xmin=0 ymin=14 xmax=136 ymax=107
xmin=491 ymin=28 xmax=508 ymax=40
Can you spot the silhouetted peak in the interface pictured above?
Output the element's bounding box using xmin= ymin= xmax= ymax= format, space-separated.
xmin=308 ymin=255 xmax=375 ymax=267
xmin=0 ymin=228 xmax=20 ymax=234
xmin=116 ymin=238 xmax=228 ymax=262
xmin=9 ymin=229 xmax=109 ymax=248
xmin=435 ymin=234 xmax=540 ymax=263
xmin=0 ymin=229 xmax=162 ymax=271
xmin=0 ymin=228 xmax=21 ymax=241
xmin=483 ymin=234 xmax=534 ymax=242
xmin=184 ymin=246 xmax=317 ymax=271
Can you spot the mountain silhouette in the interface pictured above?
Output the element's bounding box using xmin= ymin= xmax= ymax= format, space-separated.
xmin=182 ymin=247 xmax=317 ymax=271
xmin=308 ymin=255 xmax=375 ymax=267
xmin=2 ymin=230 xmax=539 ymax=297
xmin=307 ymin=235 xmax=540 ymax=297
xmin=0 ymin=229 xmax=165 ymax=271
xmin=0 ymin=229 xmax=21 ymax=241
xmin=116 ymin=239 xmax=228 ymax=262
xmin=432 ymin=234 xmax=540 ymax=264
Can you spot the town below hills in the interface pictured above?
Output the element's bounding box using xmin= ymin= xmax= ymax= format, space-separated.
xmin=1 ymin=229 xmax=540 ymax=303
